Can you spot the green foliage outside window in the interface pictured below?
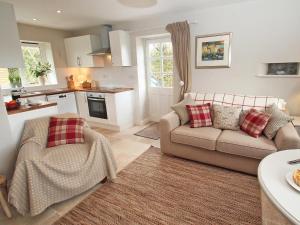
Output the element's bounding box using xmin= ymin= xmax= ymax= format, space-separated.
xmin=148 ymin=41 xmax=173 ymax=88
xmin=21 ymin=45 xmax=42 ymax=84
xmin=8 ymin=68 xmax=22 ymax=88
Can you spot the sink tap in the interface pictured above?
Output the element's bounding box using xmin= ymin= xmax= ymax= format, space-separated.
xmin=20 ymin=87 xmax=27 ymax=94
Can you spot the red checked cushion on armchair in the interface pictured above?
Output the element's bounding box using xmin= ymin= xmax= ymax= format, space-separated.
xmin=240 ymin=109 xmax=271 ymax=138
xmin=47 ymin=117 xmax=85 ymax=148
xmin=186 ymin=103 xmax=212 ymax=128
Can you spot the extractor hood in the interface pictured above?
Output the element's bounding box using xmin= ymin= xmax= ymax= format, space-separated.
xmin=89 ymin=25 xmax=112 ymax=55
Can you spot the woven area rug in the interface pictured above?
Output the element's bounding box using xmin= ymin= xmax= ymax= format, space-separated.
xmin=134 ymin=123 xmax=160 ymax=140
xmin=54 ymin=147 xmax=261 ymax=225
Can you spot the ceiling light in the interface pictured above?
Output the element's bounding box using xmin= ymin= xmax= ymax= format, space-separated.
xmin=118 ymin=0 xmax=157 ymax=8
xmin=33 ymin=18 xmax=37 ymax=21
xmin=56 ymin=10 xmax=62 ymax=14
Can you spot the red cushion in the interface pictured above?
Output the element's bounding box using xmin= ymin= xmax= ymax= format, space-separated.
xmin=186 ymin=103 xmax=212 ymax=128
xmin=47 ymin=117 xmax=85 ymax=148
xmin=240 ymin=109 xmax=271 ymax=138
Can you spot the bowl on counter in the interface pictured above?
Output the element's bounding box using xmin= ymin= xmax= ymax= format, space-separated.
xmin=5 ymin=100 xmax=20 ymax=110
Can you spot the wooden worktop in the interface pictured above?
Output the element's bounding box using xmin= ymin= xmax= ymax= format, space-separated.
xmin=19 ymin=87 xmax=134 ymax=98
xmin=7 ymin=102 xmax=57 ymax=115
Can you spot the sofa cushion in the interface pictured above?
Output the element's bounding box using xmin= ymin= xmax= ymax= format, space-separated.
xmin=186 ymin=103 xmax=212 ymax=128
xmin=240 ymin=109 xmax=271 ymax=138
xmin=263 ymin=104 xmax=294 ymax=139
xmin=171 ymin=125 xmax=221 ymax=150
xmin=213 ymin=104 xmax=241 ymax=130
xmin=171 ymin=96 xmax=195 ymax=125
xmin=216 ymin=130 xmax=277 ymax=159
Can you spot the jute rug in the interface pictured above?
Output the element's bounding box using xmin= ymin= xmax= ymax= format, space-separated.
xmin=134 ymin=123 xmax=160 ymax=140
xmin=54 ymin=147 xmax=261 ymax=225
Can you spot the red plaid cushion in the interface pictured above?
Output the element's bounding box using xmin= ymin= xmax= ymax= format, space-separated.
xmin=186 ymin=103 xmax=212 ymax=128
xmin=47 ymin=117 xmax=85 ymax=148
xmin=240 ymin=109 xmax=271 ymax=138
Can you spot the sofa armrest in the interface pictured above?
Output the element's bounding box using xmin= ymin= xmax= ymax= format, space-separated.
xmin=274 ymin=122 xmax=300 ymax=150
xmin=160 ymin=111 xmax=180 ymax=153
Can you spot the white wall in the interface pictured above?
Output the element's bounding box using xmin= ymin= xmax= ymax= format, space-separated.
xmin=113 ymin=0 xmax=300 ymax=115
xmin=0 ymin=1 xmax=23 ymax=68
xmin=0 ymin=89 xmax=16 ymax=177
xmin=0 ymin=1 xmax=22 ymax=177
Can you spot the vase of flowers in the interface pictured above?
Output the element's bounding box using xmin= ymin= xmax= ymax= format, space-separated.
xmin=30 ymin=62 xmax=52 ymax=86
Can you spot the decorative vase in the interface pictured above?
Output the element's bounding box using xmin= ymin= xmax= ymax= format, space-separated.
xmin=38 ymin=75 xmax=47 ymax=86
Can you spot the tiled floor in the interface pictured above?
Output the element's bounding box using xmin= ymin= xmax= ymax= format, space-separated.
xmin=0 ymin=123 xmax=159 ymax=225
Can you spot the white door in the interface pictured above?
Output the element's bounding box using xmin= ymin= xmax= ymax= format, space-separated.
xmin=146 ymin=37 xmax=174 ymax=122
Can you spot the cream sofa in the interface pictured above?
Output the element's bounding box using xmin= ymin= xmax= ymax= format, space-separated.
xmin=160 ymin=93 xmax=300 ymax=175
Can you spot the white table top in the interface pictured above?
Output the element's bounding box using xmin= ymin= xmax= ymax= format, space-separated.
xmin=258 ymin=150 xmax=300 ymax=225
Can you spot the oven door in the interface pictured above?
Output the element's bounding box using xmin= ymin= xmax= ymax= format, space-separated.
xmin=87 ymin=97 xmax=108 ymax=119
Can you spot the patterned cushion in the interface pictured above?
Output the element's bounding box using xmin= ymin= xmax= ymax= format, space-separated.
xmin=213 ymin=104 xmax=242 ymax=130
xmin=185 ymin=93 xmax=286 ymax=111
xmin=263 ymin=104 xmax=294 ymax=139
xmin=47 ymin=117 xmax=85 ymax=148
xmin=171 ymin=96 xmax=195 ymax=125
xmin=239 ymin=109 xmax=251 ymax=126
xmin=241 ymin=109 xmax=271 ymax=138
xmin=186 ymin=103 xmax=212 ymax=128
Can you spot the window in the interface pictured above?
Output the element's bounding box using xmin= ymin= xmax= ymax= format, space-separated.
xmin=146 ymin=38 xmax=173 ymax=88
xmin=0 ymin=41 xmax=57 ymax=89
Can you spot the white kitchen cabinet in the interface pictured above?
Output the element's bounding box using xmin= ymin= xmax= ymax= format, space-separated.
xmin=109 ymin=30 xmax=132 ymax=67
xmin=64 ymin=35 xmax=104 ymax=68
xmin=75 ymin=92 xmax=89 ymax=119
xmin=106 ymin=91 xmax=134 ymax=129
xmin=0 ymin=2 xmax=23 ymax=68
xmin=47 ymin=92 xmax=78 ymax=114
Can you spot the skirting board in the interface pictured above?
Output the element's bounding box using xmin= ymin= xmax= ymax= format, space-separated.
xmin=136 ymin=118 xmax=151 ymax=126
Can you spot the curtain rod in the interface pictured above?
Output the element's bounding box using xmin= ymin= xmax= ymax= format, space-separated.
xmin=128 ymin=20 xmax=198 ymax=33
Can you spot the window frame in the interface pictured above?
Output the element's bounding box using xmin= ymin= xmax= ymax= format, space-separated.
xmin=145 ymin=37 xmax=174 ymax=89
xmin=0 ymin=40 xmax=58 ymax=90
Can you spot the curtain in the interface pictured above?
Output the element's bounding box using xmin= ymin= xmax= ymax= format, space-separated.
xmin=166 ymin=20 xmax=191 ymax=102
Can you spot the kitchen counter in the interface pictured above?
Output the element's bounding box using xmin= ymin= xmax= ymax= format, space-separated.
xmin=7 ymin=102 xmax=57 ymax=115
xmin=19 ymin=87 xmax=134 ymax=98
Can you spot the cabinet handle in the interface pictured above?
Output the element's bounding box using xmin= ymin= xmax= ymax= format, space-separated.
xmin=77 ymin=56 xmax=81 ymax=66
xmin=59 ymin=94 xmax=66 ymax=98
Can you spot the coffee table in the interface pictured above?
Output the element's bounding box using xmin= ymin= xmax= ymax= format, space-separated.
xmin=258 ymin=150 xmax=300 ymax=225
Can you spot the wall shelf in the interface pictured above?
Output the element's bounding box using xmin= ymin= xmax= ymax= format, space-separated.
xmin=256 ymin=74 xmax=300 ymax=78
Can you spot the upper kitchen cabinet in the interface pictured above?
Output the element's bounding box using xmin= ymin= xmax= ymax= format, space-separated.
xmin=0 ymin=2 xmax=24 ymax=68
xmin=64 ymin=35 xmax=104 ymax=68
xmin=109 ymin=30 xmax=132 ymax=67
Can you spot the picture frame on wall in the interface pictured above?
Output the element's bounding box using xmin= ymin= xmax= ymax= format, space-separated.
xmin=195 ymin=32 xmax=232 ymax=69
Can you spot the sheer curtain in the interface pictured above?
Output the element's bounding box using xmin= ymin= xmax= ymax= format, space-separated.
xmin=166 ymin=20 xmax=191 ymax=102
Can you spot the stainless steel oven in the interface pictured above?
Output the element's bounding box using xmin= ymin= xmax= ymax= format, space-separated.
xmin=87 ymin=93 xmax=108 ymax=119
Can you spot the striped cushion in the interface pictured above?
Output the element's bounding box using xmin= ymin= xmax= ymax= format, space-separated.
xmin=185 ymin=93 xmax=286 ymax=111
xmin=263 ymin=104 xmax=294 ymax=139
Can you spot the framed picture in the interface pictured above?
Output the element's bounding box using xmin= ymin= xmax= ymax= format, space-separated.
xmin=195 ymin=32 xmax=232 ymax=69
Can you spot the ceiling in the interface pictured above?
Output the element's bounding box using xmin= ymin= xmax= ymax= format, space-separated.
xmin=3 ymin=0 xmax=248 ymax=30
